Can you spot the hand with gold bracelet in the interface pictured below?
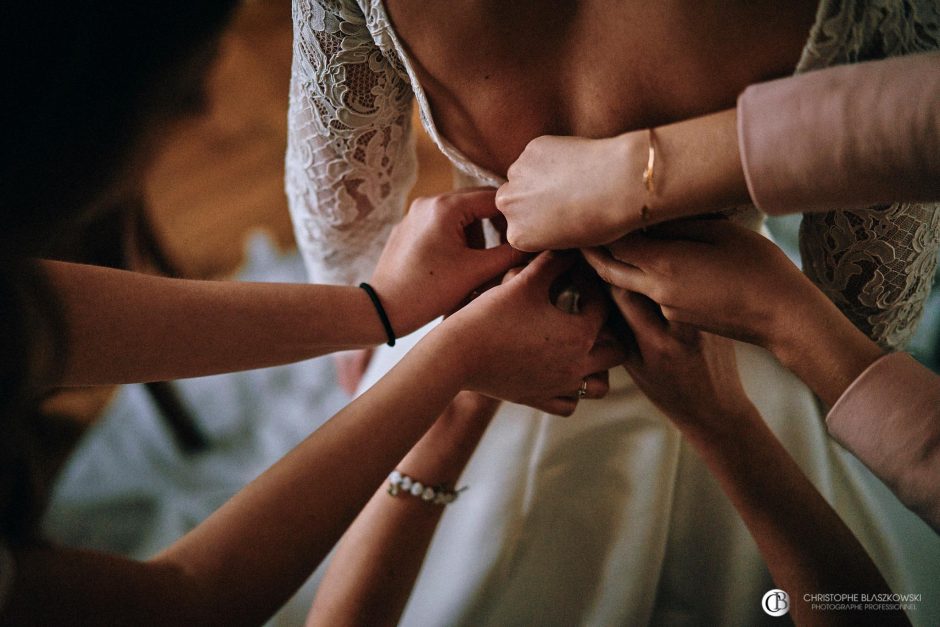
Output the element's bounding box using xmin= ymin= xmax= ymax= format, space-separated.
xmin=496 ymin=109 xmax=748 ymax=252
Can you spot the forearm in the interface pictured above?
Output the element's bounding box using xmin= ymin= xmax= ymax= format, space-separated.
xmin=4 ymin=334 xmax=465 ymax=626
xmin=309 ymin=393 xmax=498 ymax=627
xmin=150 ymin=330 xmax=465 ymax=625
xmin=681 ymin=409 xmax=906 ymax=626
xmin=767 ymin=284 xmax=884 ymax=408
xmin=647 ymin=108 xmax=751 ymax=221
xmin=42 ymin=260 xmax=388 ymax=385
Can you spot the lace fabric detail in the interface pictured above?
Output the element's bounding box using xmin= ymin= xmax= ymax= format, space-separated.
xmin=288 ymin=0 xmax=940 ymax=349
xmin=796 ymin=0 xmax=940 ymax=349
xmin=285 ymin=0 xmax=416 ymax=285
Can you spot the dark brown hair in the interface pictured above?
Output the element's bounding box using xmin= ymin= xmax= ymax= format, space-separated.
xmin=0 ymin=1 xmax=240 ymax=543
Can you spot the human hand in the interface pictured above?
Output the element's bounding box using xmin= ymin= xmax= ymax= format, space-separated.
xmin=496 ymin=134 xmax=645 ymax=251
xmin=370 ymin=189 xmax=526 ymax=337
xmin=613 ymin=289 xmax=755 ymax=432
xmin=497 ymin=110 xmax=751 ymax=252
xmin=583 ymin=218 xmax=818 ymax=351
xmin=436 ymin=251 xmax=626 ymax=416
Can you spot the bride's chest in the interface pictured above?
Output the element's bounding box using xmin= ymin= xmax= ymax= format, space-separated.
xmin=385 ymin=0 xmax=816 ymax=176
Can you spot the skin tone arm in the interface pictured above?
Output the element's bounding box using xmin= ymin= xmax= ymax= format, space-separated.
xmin=583 ymin=219 xmax=885 ymax=407
xmin=307 ymin=269 xmax=621 ymax=627
xmin=496 ymin=109 xmax=749 ymax=251
xmin=43 ymin=189 xmax=524 ymax=386
xmin=612 ymin=289 xmax=908 ymax=627
xmin=308 ymin=393 xmax=500 ymax=627
xmin=497 ymin=52 xmax=940 ymax=251
xmin=2 ymin=251 xmax=611 ymax=626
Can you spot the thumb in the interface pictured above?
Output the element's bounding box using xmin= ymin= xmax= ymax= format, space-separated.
xmin=453 ymin=188 xmax=501 ymax=224
xmin=471 ymin=243 xmax=530 ymax=281
xmin=517 ymin=250 xmax=578 ymax=290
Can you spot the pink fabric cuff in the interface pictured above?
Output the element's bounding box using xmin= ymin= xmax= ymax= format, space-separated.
xmin=737 ymin=52 xmax=940 ymax=216
xmin=827 ymin=352 xmax=940 ymax=532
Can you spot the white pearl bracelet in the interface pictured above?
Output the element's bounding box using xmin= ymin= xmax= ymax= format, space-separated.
xmin=387 ymin=470 xmax=464 ymax=506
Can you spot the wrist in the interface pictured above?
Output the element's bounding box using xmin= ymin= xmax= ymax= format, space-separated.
xmin=397 ymin=392 xmax=498 ymax=481
xmin=608 ymin=131 xmax=647 ymax=236
xmin=769 ymin=289 xmax=884 ymax=406
xmin=673 ymin=399 xmax=763 ymax=453
xmin=652 ymin=109 xmax=750 ymax=222
xmin=417 ymin=322 xmax=475 ymax=393
xmin=359 ymin=282 xmax=402 ymax=345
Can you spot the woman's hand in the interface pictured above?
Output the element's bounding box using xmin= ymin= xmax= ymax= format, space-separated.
xmin=583 ymin=219 xmax=811 ymax=350
xmin=584 ymin=218 xmax=885 ymax=406
xmin=371 ymin=188 xmax=525 ymax=337
xmin=496 ymin=109 xmax=750 ymax=252
xmin=496 ymin=134 xmax=644 ymax=251
xmin=434 ymin=251 xmax=626 ymax=416
xmin=613 ymin=289 xmax=754 ymax=430
xmin=613 ymin=289 xmax=907 ymax=624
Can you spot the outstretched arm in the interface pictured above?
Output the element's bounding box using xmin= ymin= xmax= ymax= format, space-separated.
xmin=612 ymin=290 xmax=907 ymax=626
xmin=44 ymin=190 xmax=521 ymax=386
xmin=584 ymin=219 xmax=940 ymax=531
xmin=308 ymin=393 xmax=500 ymax=627
xmin=583 ymin=219 xmax=884 ymax=407
xmin=497 ymin=52 xmax=940 ymax=251
xmin=3 ymin=252 xmax=611 ymax=625
xmin=307 ymin=266 xmax=621 ymax=627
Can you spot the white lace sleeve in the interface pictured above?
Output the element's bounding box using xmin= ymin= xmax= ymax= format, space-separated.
xmin=286 ymin=0 xmax=416 ymax=285
xmin=796 ymin=0 xmax=940 ymax=350
xmin=800 ymin=204 xmax=940 ymax=350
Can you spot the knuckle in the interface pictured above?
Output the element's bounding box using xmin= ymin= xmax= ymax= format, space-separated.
xmin=653 ymin=257 xmax=675 ymax=277
xmin=648 ymin=283 xmax=667 ymax=303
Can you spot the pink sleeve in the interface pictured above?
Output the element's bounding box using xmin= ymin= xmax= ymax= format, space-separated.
xmin=737 ymin=52 xmax=940 ymax=216
xmin=826 ymin=352 xmax=940 ymax=532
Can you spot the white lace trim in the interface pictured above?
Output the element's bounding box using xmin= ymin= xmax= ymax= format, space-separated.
xmin=795 ymin=0 xmax=940 ymax=349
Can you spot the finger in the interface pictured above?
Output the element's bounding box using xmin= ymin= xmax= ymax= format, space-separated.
xmin=573 ymin=371 xmax=610 ymax=400
xmin=529 ymin=396 xmax=579 ymax=417
xmin=646 ymin=216 xmax=734 ymax=243
xmin=585 ymin=342 xmax=629 ymax=372
xmin=613 ymin=290 xmax=669 ymax=357
xmin=448 ymin=188 xmax=501 ymax=224
xmin=494 ymin=181 xmax=512 ymax=210
xmin=669 ymin=319 xmax=701 ymax=347
xmin=500 ymin=266 xmax=523 ymax=284
xmin=605 ymin=303 xmax=639 ymax=363
xmin=604 ymin=233 xmax=686 ymax=267
xmin=518 ymin=251 xmax=579 ymax=292
xmin=472 ymin=243 xmax=530 ymax=281
xmin=582 ymin=247 xmax=649 ymax=293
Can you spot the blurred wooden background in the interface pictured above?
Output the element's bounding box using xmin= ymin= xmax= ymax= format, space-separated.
xmin=148 ymin=0 xmax=451 ymax=279
xmin=48 ymin=0 xmax=453 ymax=432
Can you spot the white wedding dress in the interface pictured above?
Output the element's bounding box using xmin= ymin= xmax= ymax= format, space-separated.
xmin=286 ymin=1 xmax=940 ymax=624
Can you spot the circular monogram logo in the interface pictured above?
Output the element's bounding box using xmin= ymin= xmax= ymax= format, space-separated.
xmin=762 ymin=589 xmax=790 ymax=617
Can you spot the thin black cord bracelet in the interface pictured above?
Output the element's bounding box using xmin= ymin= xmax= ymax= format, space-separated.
xmin=359 ymin=282 xmax=396 ymax=347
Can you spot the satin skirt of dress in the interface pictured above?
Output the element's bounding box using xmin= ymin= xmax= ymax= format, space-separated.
xmin=355 ymin=322 xmax=940 ymax=627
